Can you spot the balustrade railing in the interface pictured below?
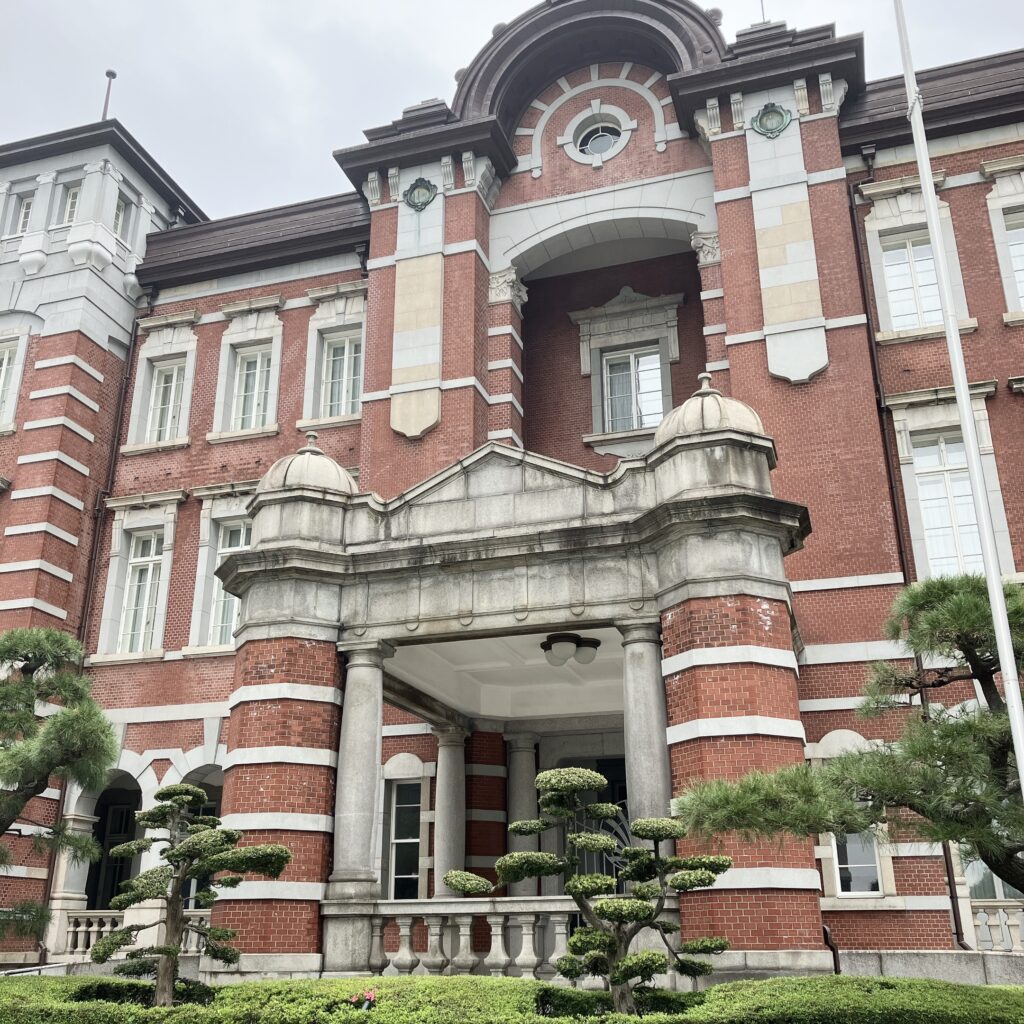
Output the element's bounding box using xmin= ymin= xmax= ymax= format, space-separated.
xmin=63 ymin=911 xmax=124 ymax=955
xmin=972 ymin=900 xmax=1024 ymax=952
xmin=182 ymin=910 xmax=211 ymax=954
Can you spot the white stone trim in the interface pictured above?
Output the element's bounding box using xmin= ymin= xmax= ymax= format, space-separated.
xmin=0 ymin=865 xmax=49 ymax=880
xmin=662 ymin=645 xmax=798 ymax=676
xmin=4 ymin=522 xmax=79 ymax=546
xmin=466 ymin=856 xmax=497 ymax=868
xmin=218 ymin=881 xmax=326 ymax=901
xmin=799 ymin=640 xmax=911 ymax=665
xmin=223 ymin=746 xmax=337 ymax=769
xmin=705 ymin=867 xmax=821 ymax=891
xmin=487 ymin=359 xmax=524 ymax=383
xmin=210 ymin=307 xmax=283 ymax=434
xmin=227 ymin=684 xmax=342 ymax=709
xmin=220 ymin=813 xmax=333 ymax=833
xmin=700 ymin=288 xmax=725 ymax=301
xmin=101 ymin=701 xmax=228 ymax=723
xmin=488 ymin=325 xmax=524 ymax=349
xmin=0 ymin=559 xmax=73 ymax=582
xmin=890 ymin=842 xmax=944 ymax=857
xmin=725 ymin=329 xmax=765 ymax=346
xmin=981 ymin=159 xmax=1024 ymax=315
xmin=705 ymin=359 xmax=730 ymax=372
xmin=34 ymin=354 xmax=104 ymax=382
xmin=9 ymin=486 xmax=85 ymax=510
xmin=466 ymin=764 xmax=507 ymax=778
xmin=301 ymin=285 xmax=366 ymax=422
xmin=23 ymin=416 xmax=94 ymax=442
xmin=799 ymin=697 xmax=868 ymax=712
xmin=702 ymin=324 xmax=726 ymax=336
xmin=0 ymin=329 xmax=30 ymax=428
xmin=126 ymin=320 xmax=198 ymax=447
xmin=790 ymin=572 xmax=904 ymax=593
xmin=0 ymin=598 xmax=67 ymax=620
xmin=667 ymin=716 xmax=805 ymax=744
xmin=29 ymin=385 xmax=99 ymax=412
xmin=382 ymin=723 xmax=433 ymax=737
xmin=467 ymin=809 xmax=507 ymax=822
xmin=16 ymin=450 xmax=89 ymax=475
xmin=487 ymin=429 xmax=525 ymax=448
xmin=820 ymin=895 xmax=949 ymax=912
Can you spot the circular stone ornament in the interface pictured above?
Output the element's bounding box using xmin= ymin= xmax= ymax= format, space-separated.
xmin=751 ymin=102 xmax=792 ymax=139
xmin=402 ymin=177 xmax=438 ymax=212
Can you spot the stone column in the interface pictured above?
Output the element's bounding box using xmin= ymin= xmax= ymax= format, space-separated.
xmin=432 ymin=727 xmax=467 ymax=897
xmin=329 ymin=642 xmax=392 ymax=898
xmin=43 ymin=809 xmax=97 ymax=954
xmin=505 ymin=733 xmax=539 ymax=897
xmin=619 ymin=622 xmax=672 ymax=821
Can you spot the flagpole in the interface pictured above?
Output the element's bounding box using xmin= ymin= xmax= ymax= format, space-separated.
xmin=894 ymin=0 xmax=1024 ymax=795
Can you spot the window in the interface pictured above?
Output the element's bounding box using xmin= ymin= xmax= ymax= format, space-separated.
xmin=964 ymin=856 xmax=1023 ymax=902
xmin=15 ymin=194 xmax=33 ymax=234
xmin=118 ymin=532 xmax=164 ymax=653
xmin=59 ymin=184 xmax=81 ymax=226
xmin=113 ymin=195 xmax=130 ymax=241
xmin=320 ymin=334 xmax=362 ymax=418
xmin=209 ymin=521 xmax=251 ymax=646
xmin=231 ymin=348 xmax=272 ymax=431
xmin=146 ymin=361 xmax=186 ymax=443
xmin=602 ymin=347 xmax=663 ymax=433
xmin=834 ymin=831 xmax=881 ymax=895
xmin=579 ymin=123 xmax=622 ymax=157
xmin=1006 ymin=211 xmax=1024 ymax=309
xmin=0 ymin=343 xmax=16 ymax=422
xmin=882 ymin=238 xmax=941 ymax=331
xmin=912 ymin=433 xmax=984 ymax=577
xmin=389 ymin=782 xmax=421 ymax=900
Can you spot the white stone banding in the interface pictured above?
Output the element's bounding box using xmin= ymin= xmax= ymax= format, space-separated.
xmin=662 ymin=645 xmax=799 ymax=676
xmin=666 ymin=716 xmax=806 ymax=744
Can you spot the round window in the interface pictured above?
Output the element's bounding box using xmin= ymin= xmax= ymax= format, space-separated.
xmin=578 ymin=123 xmax=622 ymax=157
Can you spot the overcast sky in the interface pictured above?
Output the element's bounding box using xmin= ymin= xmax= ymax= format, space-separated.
xmin=5 ymin=0 xmax=1021 ymax=220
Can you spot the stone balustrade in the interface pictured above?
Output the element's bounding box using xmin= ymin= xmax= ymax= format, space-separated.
xmin=62 ymin=910 xmax=124 ymax=955
xmin=973 ymin=900 xmax=1024 ymax=951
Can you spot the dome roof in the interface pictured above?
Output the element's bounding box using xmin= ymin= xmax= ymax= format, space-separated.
xmin=256 ymin=433 xmax=357 ymax=496
xmin=654 ymin=374 xmax=765 ymax=446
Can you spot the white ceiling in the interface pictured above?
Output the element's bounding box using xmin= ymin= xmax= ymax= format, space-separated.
xmin=388 ymin=627 xmax=624 ymax=720
xmin=525 ymin=236 xmax=690 ymax=280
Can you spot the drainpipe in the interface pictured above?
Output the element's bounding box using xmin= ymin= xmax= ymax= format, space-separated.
xmin=846 ymin=148 xmax=971 ymax=952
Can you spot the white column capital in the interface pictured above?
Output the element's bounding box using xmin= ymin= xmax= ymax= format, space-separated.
xmin=432 ymin=726 xmax=468 ymax=747
xmin=618 ymin=621 xmax=661 ymax=646
xmin=342 ymin=641 xmax=395 ymax=671
xmin=503 ymin=731 xmax=539 ymax=751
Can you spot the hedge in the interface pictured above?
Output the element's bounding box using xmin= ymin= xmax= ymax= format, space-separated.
xmin=1 ymin=973 xmax=1023 ymax=1024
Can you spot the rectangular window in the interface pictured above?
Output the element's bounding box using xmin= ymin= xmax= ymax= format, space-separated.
xmin=231 ymin=348 xmax=272 ymax=431
xmin=60 ymin=184 xmax=81 ymax=226
xmin=146 ymin=361 xmax=186 ymax=443
xmin=882 ymin=238 xmax=941 ymax=331
xmin=602 ymin=347 xmax=663 ymax=433
xmin=321 ymin=334 xmax=363 ymax=418
xmin=118 ymin=532 xmax=164 ymax=653
xmin=209 ymin=521 xmax=251 ymax=646
xmin=0 ymin=343 xmax=16 ymax=421
xmin=113 ymin=196 xmax=130 ymax=241
xmin=912 ymin=433 xmax=984 ymax=577
xmin=1006 ymin=211 xmax=1024 ymax=309
xmin=389 ymin=782 xmax=421 ymax=900
xmin=834 ymin=832 xmax=881 ymax=895
xmin=15 ymin=195 xmax=33 ymax=234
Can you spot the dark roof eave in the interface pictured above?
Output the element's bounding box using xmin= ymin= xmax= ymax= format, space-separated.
xmin=0 ymin=119 xmax=206 ymax=223
xmin=669 ymin=33 xmax=865 ymax=129
xmin=334 ymin=116 xmax=518 ymax=189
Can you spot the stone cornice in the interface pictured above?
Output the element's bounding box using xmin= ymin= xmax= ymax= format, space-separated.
xmin=105 ymin=489 xmax=187 ymax=511
xmin=884 ymin=379 xmax=998 ymax=408
xmin=137 ymin=309 xmax=200 ymax=333
xmin=981 ymin=154 xmax=1024 ymax=179
xmin=858 ymin=171 xmax=946 ymax=202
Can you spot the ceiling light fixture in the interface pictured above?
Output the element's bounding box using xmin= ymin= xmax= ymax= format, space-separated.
xmin=541 ymin=633 xmax=601 ymax=667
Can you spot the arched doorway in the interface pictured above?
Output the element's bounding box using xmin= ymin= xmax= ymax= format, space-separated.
xmin=84 ymin=772 xmax=141 ymax=910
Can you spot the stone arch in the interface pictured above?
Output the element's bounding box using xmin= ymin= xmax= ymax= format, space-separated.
xmin=807 ymin=728 xmax=875 ymax=761
xmin=452 ymin=0 xmax=726 ymax=132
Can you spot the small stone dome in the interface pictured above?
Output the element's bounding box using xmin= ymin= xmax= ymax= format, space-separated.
xmin=653 ymin=374 xmax=765 ymax=446
xmin=256 ymin=433 xmax=357 ymax=495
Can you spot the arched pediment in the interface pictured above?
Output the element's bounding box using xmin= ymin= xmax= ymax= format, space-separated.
xmin=452 ymin=0 xmax=727 ymax=132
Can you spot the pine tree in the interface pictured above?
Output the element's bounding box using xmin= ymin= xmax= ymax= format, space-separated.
xmin=0 ymin=628 xmax=118 ymax=939
xmin=89 ymin=783 xmax=291 ymax=1007
xmin=444 ymin=767 xmax=730 ymax=1015
xmin=674 ymin=576 xmax=1024 ymax=892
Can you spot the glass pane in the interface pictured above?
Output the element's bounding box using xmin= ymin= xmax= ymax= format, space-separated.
xmin=393 ymin=876 xmax=418 ymax=900
xmin=964 ymin=857 xmax=998 ymax=900
xmin=395 ymin=782 xmax=420 ymax=805
xmin=393 ymin=841 xmax=418 ymax=876
xmin=393 ymin=805 xmax=419 ymax=841
xmin=635 ymin=351 xmax=663 ymax=427
xmin=836 ymin=833 xmax=880 ymax=893
xmin=605 ymin=356 xmax=635 ymax=432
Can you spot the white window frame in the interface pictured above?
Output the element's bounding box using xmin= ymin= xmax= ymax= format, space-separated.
xmin=0 ymin=328 xmax=30 ymax=432
xmin=95 ymin=497 xmax=181 ymax=659
xmin=1005 ymin=210 xmax=1024 ymax=310
xmin=831 ymin=829 xmax=883 ymax=897
xmin=300 ymin=283 xmax=367 ymax=429
xmin=185 ymin=487 xmax=258 ymax=655
xmin=208 ymin=520 xmax=251 ymax=647
xmin=145 ymin=360 xmax=187 ymax=444
xmin=862 ymin=180 xmax=972 ymax=342
xmin=601 ymin=345 xmax=664 ymax=434
xmin=230 ymin=346 xmax=273 ymax=431
xmin=982 ymin=161 xmax=1024 ymax=322
xmin=911 ymin=432 xmax=985 ymax=578
xmin=319 ymin=332 xmax=363 ymax=419
xmin=113 ymin=194 xmax=131 ymax=242
xmin=59 ymin=183 xmax=81 ymax=226
xmin=378 ymin=753 xmax=432 ymax=901
xmin=880 ymin=236 xmax=942 ymax=333
xmin=14 ymin=192 xmax=34 ymax=235
xmin=124 ymin=318 xmax=197 ymax=452
xmin=210 ymin=307 xmax=283 ymax=440
xmin=117 ymin=531 xmax=165 ymax=654
xmin=887 ymin=384 xmax=1016 ymax=580
xmin=388 ymin=780 xmax=424 ymax=901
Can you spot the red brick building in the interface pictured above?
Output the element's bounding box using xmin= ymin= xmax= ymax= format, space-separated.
xmin=2 ymin=0 xmax=1023 ymax=984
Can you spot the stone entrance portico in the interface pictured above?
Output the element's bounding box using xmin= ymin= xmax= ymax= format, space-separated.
xmin=205 ymin=379 xmax=826 ymax=979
